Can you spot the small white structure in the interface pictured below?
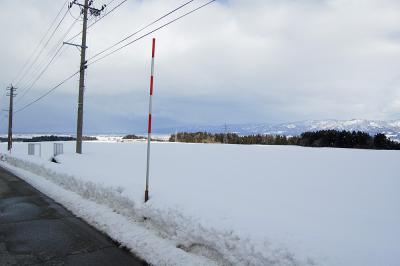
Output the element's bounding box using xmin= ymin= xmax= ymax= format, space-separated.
xmin=54 ymin=143 xmax=64 ymax=157
xmin=28 ymin=143 xmax=41 ymax=157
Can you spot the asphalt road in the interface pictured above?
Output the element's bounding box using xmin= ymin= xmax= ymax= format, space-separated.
xmin=0 ymin=167 xmax=147 ymax=266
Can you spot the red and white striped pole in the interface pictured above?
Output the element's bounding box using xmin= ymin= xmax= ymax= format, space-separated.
xmin=145 ymin=38 xmax=156 ymax=203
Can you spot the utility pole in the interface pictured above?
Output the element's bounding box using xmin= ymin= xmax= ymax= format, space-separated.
xmin=68 ymin=0 xmax=105 ymax=154
xmin=76 ymin=0 xmax=88 ymax=154
xmin=6 ymin=85 xmax=17 ymax=152
xmin=76 ymin=0 xmax=89 ymax=153
xmin=224 ymin=123 xmax=228 ymax=144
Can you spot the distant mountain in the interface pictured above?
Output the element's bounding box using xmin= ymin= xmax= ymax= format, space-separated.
xmin=158 ymin=119 xmax=400 ymax=141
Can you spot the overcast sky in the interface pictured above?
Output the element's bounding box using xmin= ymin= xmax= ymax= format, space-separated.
xmin=0 ymin=0 xmax=400 ymax=134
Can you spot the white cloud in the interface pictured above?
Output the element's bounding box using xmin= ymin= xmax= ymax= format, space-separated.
xmin=0 ymin=0 xmax=400 ymax=133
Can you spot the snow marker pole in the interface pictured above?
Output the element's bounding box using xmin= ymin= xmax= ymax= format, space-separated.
xmin=145 ymin=38 xmax=156 ymax=203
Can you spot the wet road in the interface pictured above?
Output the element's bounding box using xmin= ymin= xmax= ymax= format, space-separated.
xmin=0 ymin=167 xmax=147 ymax=266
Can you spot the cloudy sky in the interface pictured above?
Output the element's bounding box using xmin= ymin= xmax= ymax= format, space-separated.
xmin=0 ymin=0 xmax=399 ymax=134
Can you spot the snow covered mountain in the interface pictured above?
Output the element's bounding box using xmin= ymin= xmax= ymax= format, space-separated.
xmin=160 ymin=119 xmax=400 ymax=140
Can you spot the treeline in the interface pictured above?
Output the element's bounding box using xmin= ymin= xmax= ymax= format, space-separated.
xmin=169 ymin=130 xmax=400 ymax=150
xmin=122 ymin=134 xmax=167 ymax=142
xmin=24 ymin=135 xmax=75 ymax=142
xmin=122 ymin=134 xmax=145 ymax=140
xmin=298 ymin=131 xmax=400 ymax=149
xmin=169 ymin=132 xmax=296 ymax=145
xmin=25 ymin=135 xmax=98 ymax=142
xmin=0 ymin=135 xmax=98 ymax=142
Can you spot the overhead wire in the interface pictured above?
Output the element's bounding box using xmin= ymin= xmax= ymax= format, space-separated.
xmin=65 ymin=0 xmax=129 ymax=43
xmin=106 ymin=0 xmax=118 ymax=6
xmin=11 ymin=0 xmax=69 ymax=85
xmin=14 ymin=70 xmax=80 ymax=114
xmin=14 ymin=0 xmax=216 ymax=114
xmin=68 ymin=4 xmax=84 ymax=21
xmin=20 ymin=9 xmax=71 ymax=89
xmin=19 ymin=14 xmax=80 ymax=88
xmin=16 ymin=46 xmax=65 ymax=105
xmin=88 ymin=0 xmax=196 ymax=63
xmin=88 ymin=0 xmax=216 ymax=66
xmin=15 ymin=8 xmax=70 ymax=88
xmin=16 ymin=16 xmax=81 ymax=105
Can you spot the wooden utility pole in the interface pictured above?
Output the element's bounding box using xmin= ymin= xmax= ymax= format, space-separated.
xmin=68 ymin=0 xmax=105 ymax=154
xmin=76 ymin=0 xmax=89 ymax=154
xmin=6 ymin=85 xmax=16 ymax=152
xmin=224 ymin=123 xmax=228 ymax=144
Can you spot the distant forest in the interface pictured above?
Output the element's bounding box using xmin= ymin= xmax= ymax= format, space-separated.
xmin=169 ymin=130 xmax=400 ymax=150
xmin=0 ymin=135 xmax=97 ymax=143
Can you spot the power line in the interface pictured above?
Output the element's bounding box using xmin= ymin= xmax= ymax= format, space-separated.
xmin=89 ymin=0 xmax=216 ymax=66
xmin=13 ymin=0 xmax=216 ymax=115
xmin=16 ymin=17 xmax=80 ymax=105
xmin=18 ymin=9 xmax=71 ymax=89
xmin=68 ymin=3 xmax=85 ymax=21
xmin=14 ymin=70 xmax=80 ymax=114
xmin=65 ymin=0 xmax=128 ymax=43
xmin=15 ymin=8 xmax=70 ymax=88
xmin=18 ymin=16 xmax=79 ymax=93
xmin=11 ymin=0 xmax=69 ymax=85
xmin=88 ymin=0 xmax=196 ymax=63
xmin=106 ymin=0 xmax=117 ymax=6
xmin=16 ymin=46 xmax=65 ymax=106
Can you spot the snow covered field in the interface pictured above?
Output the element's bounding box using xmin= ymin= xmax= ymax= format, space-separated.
xmin=1 ymin=141 xmax=399 ymax=266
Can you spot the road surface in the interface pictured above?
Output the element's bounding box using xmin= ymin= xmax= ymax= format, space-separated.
xmin=0 ymin=166 xmax=147 ymax=266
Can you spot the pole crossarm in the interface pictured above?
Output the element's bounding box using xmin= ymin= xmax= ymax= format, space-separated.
xmin=63 ymin=41 xmax=88 ymax=49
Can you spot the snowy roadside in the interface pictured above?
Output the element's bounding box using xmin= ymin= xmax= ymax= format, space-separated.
xmin=2 ymin=141 xmax=399 ymax=266
xmin=0 ymin=159 xmax=218 ymax=266
xmin=0 ymin=152 xmax=307 ymax=266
